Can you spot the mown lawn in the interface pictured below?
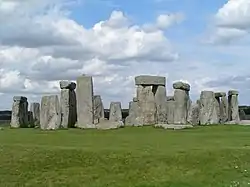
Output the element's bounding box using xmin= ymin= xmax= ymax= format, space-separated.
xmin=1 ymin=125 xmax=250 ymax=187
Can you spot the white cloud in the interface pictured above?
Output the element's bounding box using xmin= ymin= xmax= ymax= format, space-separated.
xmin=0 ymin=0 xmax=182 ymax=109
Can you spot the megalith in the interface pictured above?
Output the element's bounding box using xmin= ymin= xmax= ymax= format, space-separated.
xmin=199 ymin=91 xmax=219 ymax=125
xmin=166 ymin=96 xmax=175 ymax=124
xmin=76 ymin=75 xmax=95 ymax=129
xmin=40 ymin=95 xmax=61 ymax=130
xmin=93 ymin=95 xmax=105 ymax=124
xmin=135 ymin=75 xmax=166 ymax=126
xmin=220 ymin=94 xmax=228 ymax=123
xmin=239 ymin=109 xmax=246 ymax=120
xmin=173 ymin=82 xmax=190 ymax=125
xmin=10 ymin=96 xmax=28 ymax=128
xmin=187 ymin=100 xmax=200 ymax=125
xmin=228 ymin=90 xmax=240 ymax=123
xmin=109 ymin=102 xmax=122 ymax=122
xmin=60 ymin=81 xmax=77 ymax=128
xmin=29 ymin=102 xmax=40 ymax=127
xmin=125 ymin=100 xmax=141 ymax=126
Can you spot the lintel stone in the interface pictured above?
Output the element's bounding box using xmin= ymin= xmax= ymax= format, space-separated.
xmin=228 ymin=90 xmax=239 ymax=96
xmin=13 ymin=96 xmax=27 ymax=102
xmin=215 ymin=92 xmax=226 ymax=98
xmin=173 ymin=82 xmax=190 ymax=91
xmin=60 ymin=81 xmax=76 ymax=90
xmin=135 ymin=75 xmax=166 ymax=86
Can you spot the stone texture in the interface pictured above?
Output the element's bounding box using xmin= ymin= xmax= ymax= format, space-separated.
xmin=215 ymin=97 xmax=221 ymax=123
xmin=166 ymin=100 xmax=175 ymax=124
xmin=199 ymin=91 xmax=219 ymax=125
xmin=220 ymin=95 xmax=228 ymax=123
xmin=60 ymin=89 xmax=77 ymax=128
xmin=173 ymin=89 xmax=189 ymax=124
xmin=76 ymin=75 xmax=95 ymax=129
xmin=29 ymin=102 xmax=40 ymax=127
xmin=125 ymin=101 xmax=141 ymax=126
xmin=167 ymin=96 xmax=174 ymax=101
xmin=228 ymin=92 xmax=240 ymax=123
xmin=239 ymin=109 xmax=246 ymax=120
xmin=40 ymin=95 xmax=61 ymax=130
xmin=10 ymin=96 xmax=28 ymax=128
xmin=96 ymin=119 xmax=124 ymax=130
xmin=133 ymin=97 xmax=138 ymax=102
xmin=187 ymin=102 xmax=200 ymax=125
xmin=109 ymin=102 xmax=122 ymax=122
xmin=93 ymin=95 xmax=105 ymax=124
xmin=155 ymin=124 xmax=193 ymax=130
xmin=137 ymin=85 xmax=156 ymax=125
xmin=135 ymin=75 xmax=166 ymax=86
xmin=214 ymin=92 xmax=226 ymax=98
xmin=60 ymin=81 xmax=76 ymax=90
xmin=173 ymin=82 xmax=190 ymax=91
xmin=228 ymin=90 xmax=239 ymax=96
xmin=155 ymin=85 xmax=167 ymax=124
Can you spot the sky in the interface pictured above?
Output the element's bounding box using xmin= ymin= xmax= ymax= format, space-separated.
xmin=0 ymin=0 xmax=250 ymax=109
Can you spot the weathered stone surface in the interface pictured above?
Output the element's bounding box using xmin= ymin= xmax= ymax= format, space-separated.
xmin=220 ymin=95 xmax=228 ymax=123
xmin=10 ymin=96 xmax=28 ymax=128
xmin=239 ymin=109 xmax=246 ymax=120
xmin=155 ymin=85 xmax=167 ymax=124
xmin=96 ymin=119 xmax=124 ymax=130
xmin=166 ymin=100 xmax=175 ymax=124
xmin=173 ymin=82 xmax=190 ymax=91
xmin=76 ymin=75 xmax=94 ymax=129
xmin=109 ymin=102 xmax=122 ymax=122
xmin=155 ymin=124 xmax=193 ymax=130
xmin=228 ymin=93 xmax=240 ymax=123
xmin=125 ymin=101 xmax=142 ymax=126
xmin=135 ymin=75 xmax=166 ymax=86
xmin=60 ymin=89 xmax=77 ymax=128
xmin=137 ymin=85 xmax=156 ymax=125
xmin=133 ymin=97 xmax=138 ymax=102
xmin=215 ymin=97 xmax=221 ymax=123
xmin=29 ymin=102 xmax=40 ymax=127
xmin=199 ymin=91 xmax=219 ymax=125
xmin=40 ymin=95 xmax=61 ymax=130
xmin=167 ymin=96 xmax=174 ymax=101
xmin=173 ymin=89 xmax=189 ymax=124
xmin=93 ymin=95 xmax=105 ymax=124
xmin=215 ymin=92 xmax=226 ymax=98
xmin=228 ymin=90 xmax=239 ymax=96
xmin=60 ymin=81 xmax=76 ymax=90
xmin=187 ymin=102 xmax=200 ymax=125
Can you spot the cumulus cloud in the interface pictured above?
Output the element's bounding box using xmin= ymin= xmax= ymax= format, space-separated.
xmin=207 ymin=0 xmax=250 ymax=44
xmin=0 ymin=0 xmax=182 ymax=109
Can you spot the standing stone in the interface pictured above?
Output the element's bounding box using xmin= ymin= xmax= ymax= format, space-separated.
xmin=155 ymin=85 xmax=167 ymax=124
xmin=215 ymin=97 xmax=221 ymax=123
xmin=220 ymin=94 xmax=228 ymax=123
xmin=76 ymin=75 xmax=94 ymax=129
xmin=173 ymin=82 xmax=190 ymax=125
xmin=166 ymin=96 xmax=175 ymax=124
xmin=137 ymin=85 xmax=156 ymax=125
xmin=10 ymin=96 xmax=28 ymax=128
xmin=187 ymin=102 xmax=200 ymax=125
xmin=239 ymin=109 xmax=246 ymax=120
xmin=228 ymin=90 xmax=240 ymax=123
xmin=199 ymin=91 xmax=219 ymax=125
xmin=40 ymin=95 xmax=61 ymax=130
xmin=109 ymin=102 xmax=122 ymax=122
xmin=30 ymin=102 xmax=40 ymax=127
xmin=60 ymin=81 xmax=77 ymax=128
xmin=125 ymin=100 xmax=141 ymax=126
xmin=93 ymin=95 xmax=105 ymax=124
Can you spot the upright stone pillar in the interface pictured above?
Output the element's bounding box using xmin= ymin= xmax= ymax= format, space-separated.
xmin=154 ymin=85 xmax=167 ymax=124
xmin=125 ymin=99 xmax=141 ymax=126
xmin=228 ymin=90 xmax=240 ymax=123
xmin=60 ymin=81 xmax=77 ymax=128
xmin=29 ymin=102 xmax=40 ymax=127
xmin=76 ymin=75 xmax=95 ymax=129
xmin=93 ymin=95 xmax=105 ymax=124
xmin=109 ymin=102 xmax=122 ymax=122
xmin=220 ymin=94 xmax=228 ymax=123
xmin=199 ymin=91 xmax=219 ymax=125
xmin=135 ymin=75 xmax=166 ymax=126
xmin=173 ymin=82 xmax=190 ymax=125
xmin=10 ymin=96 xmax=28 ymax=128
xmin=166 ymin=96 xmax=175 ymax=124
xmin=187 ymin=100 xmax=200 ymax=125
xmin=40 ymin=95 xmax=61 ymax=130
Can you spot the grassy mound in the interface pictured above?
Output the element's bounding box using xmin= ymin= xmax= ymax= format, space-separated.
xmin=0 ymin=125 xmax=250 ymax=187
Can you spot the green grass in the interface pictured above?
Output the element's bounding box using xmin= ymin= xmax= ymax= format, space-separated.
xmin=1 ymin=125 xmax=250 ymax=187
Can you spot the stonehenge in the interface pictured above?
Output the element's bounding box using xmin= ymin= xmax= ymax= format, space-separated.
xmin=8 ymin=74 xmax=243 ymax=130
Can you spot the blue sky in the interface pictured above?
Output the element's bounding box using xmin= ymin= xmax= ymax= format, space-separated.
xmin=0 ymin=0 xmax=250 ymax=109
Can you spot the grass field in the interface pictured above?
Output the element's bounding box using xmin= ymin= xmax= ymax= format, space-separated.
xmin=1 ymin=125 xmax=250 ymax=187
